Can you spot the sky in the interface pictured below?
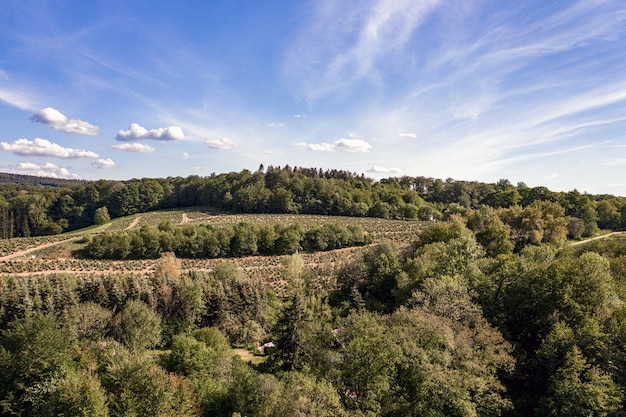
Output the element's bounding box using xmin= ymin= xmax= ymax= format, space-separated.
xmin=1 ymin=0 xmax=626 ymax=195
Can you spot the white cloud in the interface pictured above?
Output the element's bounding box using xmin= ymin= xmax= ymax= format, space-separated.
xmin=15 ymin=162 xmax=80 ymax=179
xmin=181 ymin=152 xmax=189 ymax=158
xmin=368 ymin=165 xmax=402 ymax=173
xmin=292 ymin=114 xmax=306 ymax=118
xmin=205 ymin=137 xmax=238 ymax=149
xmin=267 ymin=122 xmax=286 ymax=127
xmin=116 ymin=123 xmax=184 ymax=141
xmin=92 ymin=158 xmax=116 ymax=168
xmin=398 ymin=132 xmax=417 ymax=138
xmin=298 ymin=137 xmax=372 ymax=152
xmin=31 ymin=107 xmax=99 ymax=135
xmin=262 ymin=149 xmax=272 ymax=154
xmin=0 ymin=138 xmax=99 ymax=159
xmin=111 ymin=143 xmax=155 ymax=153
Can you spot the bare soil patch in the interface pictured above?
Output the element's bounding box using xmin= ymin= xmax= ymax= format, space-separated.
xmin=125 ymin=216 xmax=142 ymax=230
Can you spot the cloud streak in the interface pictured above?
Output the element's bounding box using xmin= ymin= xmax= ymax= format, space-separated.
xmin=31 ymin=107 xmax=99 ymax=135
xmin=0 ymin=87 xmax=35 ymax=110
xmin=285 ymin=0 xmax=442 ymax=100
xmin=0 ymin=138 xmax=99 ymax=159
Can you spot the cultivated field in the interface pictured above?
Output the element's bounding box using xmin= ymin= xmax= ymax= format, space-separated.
xmin=0 ymin=209 xmax=428 ymax=294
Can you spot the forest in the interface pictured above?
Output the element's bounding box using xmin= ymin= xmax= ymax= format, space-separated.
xmin=1 ymin=166 xmax=626 ymax=416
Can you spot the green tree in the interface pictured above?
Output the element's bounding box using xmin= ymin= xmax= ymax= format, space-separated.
xmin=93 ymin=206 xmax=111 ymax=225
xmin=270 ymin=292 xmax=308 ymax=371
xmin=102 ymin=352 xmax=198 ymax=417
xmin=0 ymin=314 xmax=73 ymax=416
xmin=230 ymin=222 xmax=259 ymax=256
xmin=35 ymin=370 xmax=109 ymax=417
xmin=536 ymin=346 xmax=623 ymax=417
xmin=115 ymin=300 xmax=162 ymax=351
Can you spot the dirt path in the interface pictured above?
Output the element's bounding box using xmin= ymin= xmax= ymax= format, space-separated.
xmin=569 ymin=231 xmax=626 ymax=246
xmin=0 ymin=237 xmax=79 ymax=261
xmin=181 ymin=213 xmax=189 ymax=225
xmin=125 ymin=216 xmax=142 ymax=230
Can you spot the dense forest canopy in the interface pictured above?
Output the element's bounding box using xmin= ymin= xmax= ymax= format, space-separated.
xmin=1 ymin=166 xmax=625 ymax=240
xmin=2 ymin=167 xmax=626 ymax=416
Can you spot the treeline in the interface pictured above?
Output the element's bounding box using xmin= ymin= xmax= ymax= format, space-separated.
xmin=2 ymin=218 xmax=626 ymax=415
xmin=83 ymin=221 xmax=370 ymax=260
xmin=2 ymin=165 xmax=625 ymax=239
xmin=0 ymin=172 xmax=84 ymax=187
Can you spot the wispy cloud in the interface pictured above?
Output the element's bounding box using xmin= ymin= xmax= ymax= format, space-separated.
xmin=31 ymin=107 xmax=99 ymax=135
xmin=285 ymin=0 xmax=442 ymax=100
xmin=398 ymin=132 xmax=416 ymax=138
xmin=0 ymin=138 xmax=99 ymax=158
xmin=205 ymin=137 xmax=238 ymax=149
xmin=116 ymin=123 xmax=184 ymax=141
xmin=267 ymin=122 xmax=286 ymax=128
xmin=111 ymin=143 xmax=155 ymax=153
xmin=603 ymin=158 xmax=626 ymax=166
xmin=0 ymin=87 xmax=35 ymax=110
xmin=15 ymin=162 xmax=80 ymax=179
xmin=297 ymin=137 xmax=372 ymax=152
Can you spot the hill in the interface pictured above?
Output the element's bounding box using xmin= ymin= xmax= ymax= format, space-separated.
xmin=0 ymin=171 xmax=86 ymax=187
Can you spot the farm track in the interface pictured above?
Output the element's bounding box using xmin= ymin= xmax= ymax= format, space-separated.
xmin=0 ymin=237 xmax=80 ymax=261
xmin=569 ymin=231 xmax=626 ymax=246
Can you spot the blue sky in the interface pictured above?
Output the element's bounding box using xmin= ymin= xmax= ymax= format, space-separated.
xmin=1 ymin=1 xmax=626 ymax=195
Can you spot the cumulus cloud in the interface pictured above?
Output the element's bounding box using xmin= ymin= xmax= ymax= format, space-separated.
xmin=205 ymin=137 xmax=238 ymax=149
xmin=116 ymin=123 xmax=184 ymax=141
xmin=92 ymin=158 xmax=116 ymax=168
xmin=0 ymin=138 xmax=99 ymax=159
xmin=398 ymin=132 xmax=417 ymax=138
xmin=297 ymin=137 xmax=372 ymax=152
xmin=15 ymin=162 xmax=80 ymax=179
xmin=368 ymin=165 xmax=402 ymax=174
xmin=111 ymin=143 xmax=155 ymax=153
xmin=31 ymin=107 xmax=99 ymax=135
xmin=267 ymin=122 xmax=286 ymax=127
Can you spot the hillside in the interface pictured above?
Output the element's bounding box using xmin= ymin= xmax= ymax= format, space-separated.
xmin=2 ymin=168 xmax=626 ymax=416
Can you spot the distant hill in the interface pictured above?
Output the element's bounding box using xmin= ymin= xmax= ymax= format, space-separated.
xmin=0 ymin=172 xmax=86 ymax=187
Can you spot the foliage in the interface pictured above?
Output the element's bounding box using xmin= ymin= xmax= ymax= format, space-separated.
xmin=84 ymin=221 xmax=370 ymax=260
xmin=1 ymin=174 xmax=626 ymax=416
xmin=115 ymin=299 xmax=162 ymax=351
